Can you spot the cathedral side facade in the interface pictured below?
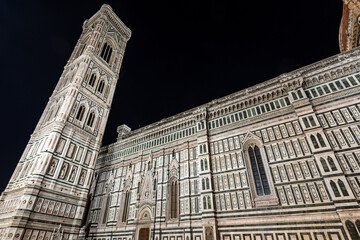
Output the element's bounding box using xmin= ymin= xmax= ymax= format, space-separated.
xmin=1 ymin=2 xmax=360 ymax=240
xmin=89 ymin=47 xmax=360 ymax=240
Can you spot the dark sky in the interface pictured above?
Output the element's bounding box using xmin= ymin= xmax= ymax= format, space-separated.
xmin=0 ymin=0 xmax=343 ymax=192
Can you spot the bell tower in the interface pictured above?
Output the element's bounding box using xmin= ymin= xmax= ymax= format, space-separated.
xmin=0 ymin=5 xmax=131 ymax=240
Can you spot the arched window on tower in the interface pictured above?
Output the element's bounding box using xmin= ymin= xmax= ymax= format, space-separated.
xmin=206 ymin=178 xmax=210 ymax=189
xmin=320 ymin=158 xmax=330 ymax=172
xmin=87 ymin=112 xmax=95 ymax=127
xmin=203 ymin=196 xmax=207 ymax=209
xmin=88 ymin=74 xmax=97 ymax=87
xmin=328 ymin=157 xmax=337 ymax=171
xmin=310 ymin=135 xmax=319 ymax=149
xmin=338 ymin=179 xmax=349 ymax=196
xmin=207 ymin=196 xmax=211 ymax=209
xmin=100 ymin=42 xmax=113 ymax=64
xmin=76 ymin=105 xmax=86 ymax=121
xmin=346 ymin=220 xmax=360 ymax=240
xmin=330 ymin=180 xmax=340 ymax=197
xmin=297 ymin=89 xmax=304 ymax=98
xmin=317 ymin=133 xmax=326 ymax=147
xmin=248 ymin=145 xmax=270 ymax=196
xmin=97 ymin=80 xmax=105 ymax=94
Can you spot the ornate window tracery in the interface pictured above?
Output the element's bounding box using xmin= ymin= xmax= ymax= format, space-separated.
xmin=248 ymin=145 xmax=270 ymax=196
xmin=87 ymin=112 xmax=95 ymax=127
xmin=100 ymin=42 xmax=113 ymax=64
xmin=89 ymin=74 xmax=97 ymax=87
xmin=169 ymin=180 xmax=178 ymax=219
xmin=122 ymin=190 xmax=130 ymax=223
xmin=330 ymin=180 xmax=340 ymax=197
xmin=97 ymin=80 xmax=105 ymax=94
xmin=76 ymin=105 xmax=86 ymax=121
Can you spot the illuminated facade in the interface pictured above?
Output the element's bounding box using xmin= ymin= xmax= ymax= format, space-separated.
xmin=1 ymin=2 xmax=360 ymax=240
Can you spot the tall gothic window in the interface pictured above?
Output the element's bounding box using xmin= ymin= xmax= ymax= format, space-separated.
xmin=320 ymin=158 xmax=330 ymax=172
xmin=193 ymin=162 xmax=197 ymax=176
xmin=87 ymin=112 xmax=95 ymax=127
xmin=170 ymin=180 xmax=178 ymax=219
xmin=89 ymin=74 xmax=96 ymax=87
xmin=76 ymin=105 xmax=86 ymax=121
xmin=100 ymin=42 xmax=113 ymax=63
xmin=97 ymin=80 xmax=105 ymax=94
xmin=248 ymin=145 xmax=270 ymax=196
xmin=310 ymin=135 xmax=319 ymax=149
xmin=346 ymin=220 xmax=360 ymax=240
xmin=328 ymin=157 xmax=337 ymax=171
xmin=102 ymin=196 xmax=111 ymax=224
xmin=317 ymin=133 xmax=326 ymax=147
xmin=122 ymin=190 xmax=130 ymax=223
xmin=338 ymin=179 xmax=349 ymax=196
xmin=330 ymin=180 xmax=340 ymax=197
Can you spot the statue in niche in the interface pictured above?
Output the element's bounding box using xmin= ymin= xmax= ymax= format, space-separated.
xmin=205 ymin=227 xmax=214 ymax=240
xmin=51 ymin=224 xmax=63 ymax=240
xmin=48 ymin=160 xmax=57 ymax=175
xmin=58 ymin=163 xmax=68 ymax=179
xmin=69 ymin=167 xmax=77 ymax=182
xmin=79 ymin=170 xmax=86 ymax=185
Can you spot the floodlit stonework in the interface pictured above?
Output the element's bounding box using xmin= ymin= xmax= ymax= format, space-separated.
xmin=1 ymin=2 xmax=360 ymax=240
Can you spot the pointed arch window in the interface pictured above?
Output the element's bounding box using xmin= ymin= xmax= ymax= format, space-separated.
xmin=170 ymin=180 xmax=178 ymax=219
xmin=346 ymin=220 xmax=360 ymax=240
xmin=317 ymin=133 xmax=326 ymax=147
xmin=89 ymin=74 xmax=97 ymax=87
xmin=76 ymin=105 xmax=86 ymax=121
xmin=203 ymin=197 xmax=207 ymax=209
xmin=297 ymin=89 xmax=304 ymax=98
xmin=202 ymin=196 xmax=212 ymax=210
xmin=193 ymin=162 xmax=197 ymax=176
xmin=102 ymin=195 xmax=111 ymax=224
xmin=330 ymin=180 xmax=340 ymax=197
xmin=320 ymin=158 xmax=330 ymax=172
xmin=309 ymin=116 xmax=316 ymax=126
xmin=100 ymin=42 xmax=113 ymax=63
xmin=207 ymin=196 xmax=211 ymax=209
xmin=291 ymin=92 xmax=298 ymax=100
xmin=206 ymin=178 xmax=210 ymax=189
xmin=328 ymin=157 xmax=337 ymax=171
xmin=248 ymin=145 xmax=270 ymax=196
xmin=338 ymin=179 xmax=349 ymax=196
xmin=122 ymin=190 xmax=130 ymax=223
xmin=303 ymin=118 xmax=310 ymax=128
xmin=97 ymin=80 xmax=105 ymax=94
xmin=310 ymin=135 xmax=319 ymax=149
xmin=87 ymin=112 xmax=95 ymax=127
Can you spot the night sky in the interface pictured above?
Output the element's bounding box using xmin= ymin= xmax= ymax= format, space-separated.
xmin=0 ymin=0 xmax=343 ymax=192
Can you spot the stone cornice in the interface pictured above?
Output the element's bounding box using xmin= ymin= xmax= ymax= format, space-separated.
xmin=85 ymin=4 xmax=131 ymax=41
xmin=100 ymin=45 xmax=360 ymax=158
